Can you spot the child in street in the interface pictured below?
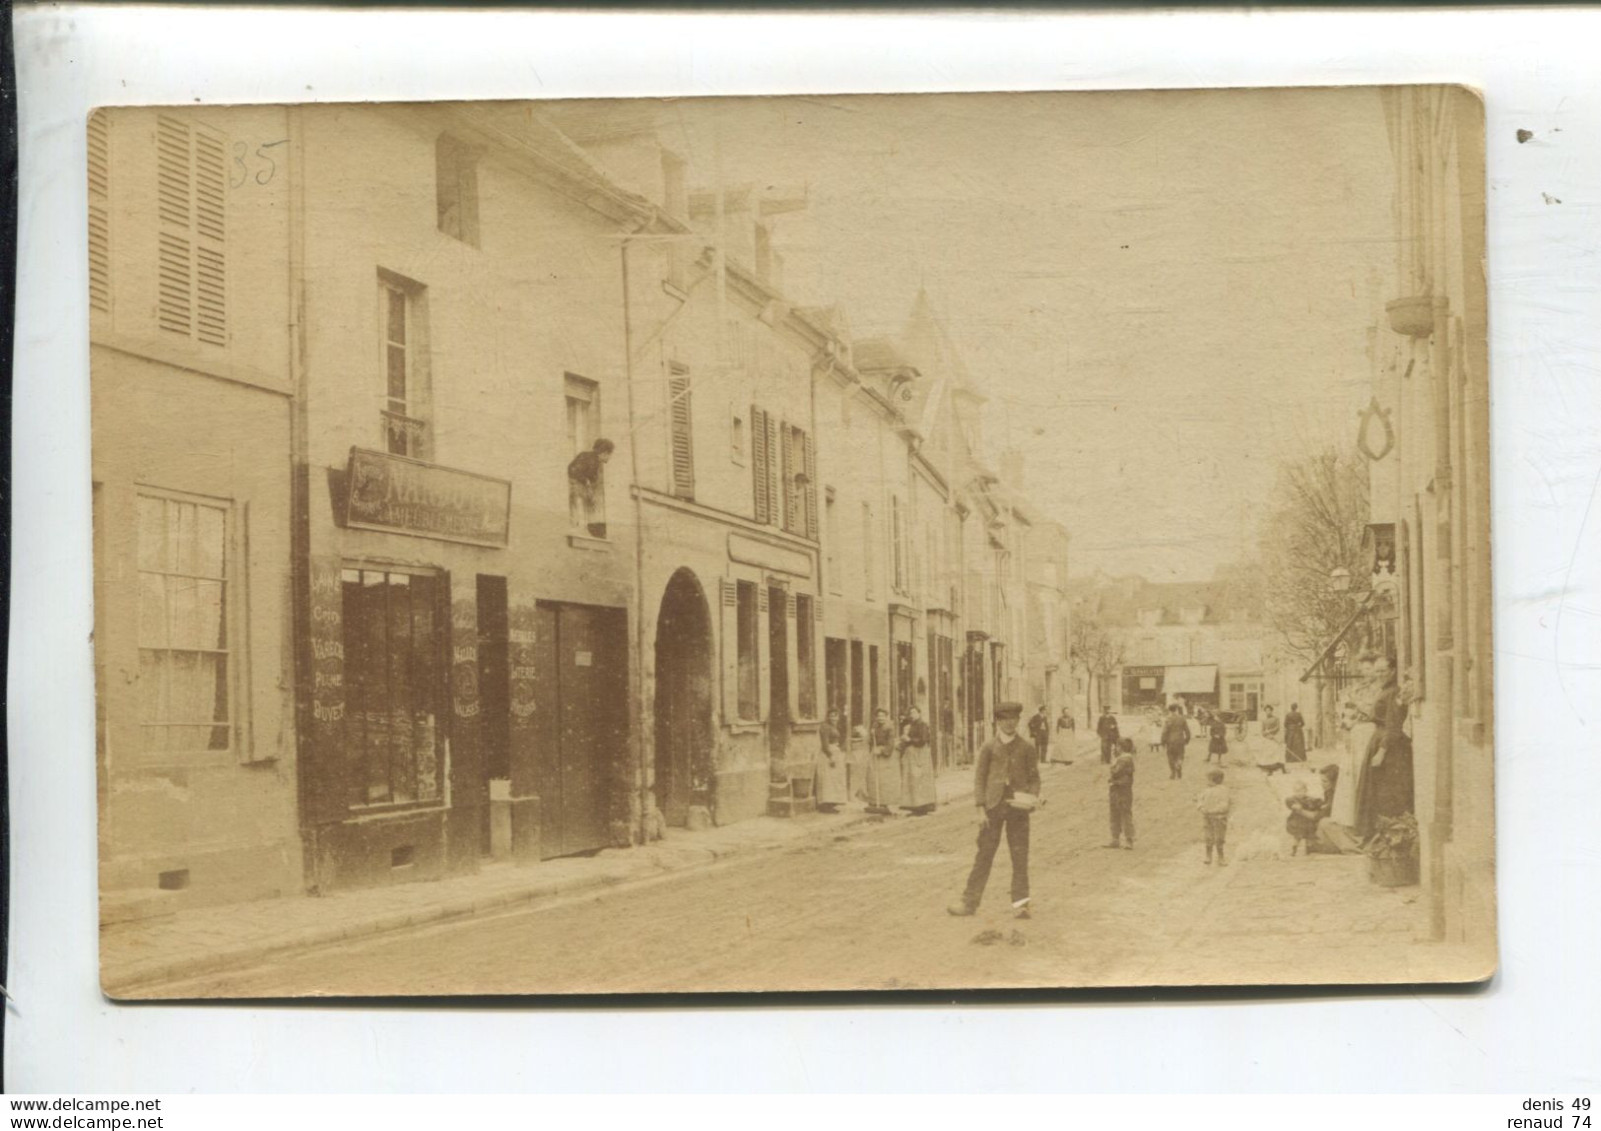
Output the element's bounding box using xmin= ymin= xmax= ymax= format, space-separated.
xmin=1196 ymin=768 xmax=1232 ymax=866
xmin=1105 ymin=736 xmax=1137 ymax=850
xmin=1284 ymin=778 xmax=1322 ymax=856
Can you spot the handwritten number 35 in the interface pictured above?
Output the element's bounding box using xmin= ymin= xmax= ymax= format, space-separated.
xmin=230 ymin=139 xmax=287 ymax=188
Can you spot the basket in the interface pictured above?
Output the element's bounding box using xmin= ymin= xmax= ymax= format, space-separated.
xmin=1367 ymin=854 xmax=1419 ymax=888
xmin=1008 ymin=792 xmax=1039 ymax=812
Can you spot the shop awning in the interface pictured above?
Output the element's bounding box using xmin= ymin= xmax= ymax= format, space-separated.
xmin=1164 ymin=665 xmax=1219 ymax=695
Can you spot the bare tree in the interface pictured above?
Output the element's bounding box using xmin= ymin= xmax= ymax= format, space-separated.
xmin=1069 ymin=613 xmax=1125 ymax=723
xmin=1259 ymin=446 xmax=1372 ymax=667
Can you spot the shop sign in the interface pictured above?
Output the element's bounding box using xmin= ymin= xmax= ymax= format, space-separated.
xmin=345 ymin=448 xmax=512 ymax=548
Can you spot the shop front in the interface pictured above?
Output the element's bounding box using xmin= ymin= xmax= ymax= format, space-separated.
xmin=299 ymin=448 xmax=627 ymax=892
xmin=1164 ymin=664 xmax=1219 ymax=712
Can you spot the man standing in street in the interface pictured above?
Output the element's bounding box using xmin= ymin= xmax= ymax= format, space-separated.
xmin=1097 ymin=705 xmax=1120 ymax=765
xmin=948 ymin=702 xmax=1041 ymax=920
xmin=1028 ymin=705 xmax=1051 ymax=764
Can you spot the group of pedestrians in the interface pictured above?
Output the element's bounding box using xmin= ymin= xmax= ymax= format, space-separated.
xmin=815 ymin=704 xmax=939 ymax=817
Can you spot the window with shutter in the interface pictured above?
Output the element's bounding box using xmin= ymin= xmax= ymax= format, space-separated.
xmin=766 ymin=414 xmax=781 ymax=527
xmin=803 ymin=431 xmax=818 ymax=541
xmin=668 ymin=364 xmax=694 ymax=499
xmin=780 ymin=422 xmax=795 ymax=532
xmin=88 ymin=111 xmax=111 ymax=315
xmin=751 ymin=405 xmax=770 ymax=524
xmin=155 ymin=114 xmax=227 ymax=347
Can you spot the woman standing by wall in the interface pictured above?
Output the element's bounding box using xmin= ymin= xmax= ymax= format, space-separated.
xmin=1354 ymin=657 xmax=1415 ymax=838
xmin=899 ymin=705 xmax=938 ymax=815
xmin=816 ymin=707 xmax=849 ymax=814
xmin=864 ymin=707 xmax=901 ymax=814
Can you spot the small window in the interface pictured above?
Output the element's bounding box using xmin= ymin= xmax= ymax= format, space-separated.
xmin=137 ymin=491 xmax=232 ymax=757
xmin=436 ymin=134 xmax=480 ymax=246
xmin=379 ymin=271 xmax=431 ymax=459
xmin=736 ymin=581 xmax=760 ymax=720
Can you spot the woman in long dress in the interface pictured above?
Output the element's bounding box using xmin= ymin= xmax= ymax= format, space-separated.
xmin=863 ymin=707 xmax=901 ymax=813
xmin=899 ymin=705 xmax=938 ymax=814
xmin=1354 ymin=657 xmax=1415 ymax=838
xmin=815 ymin=707 xmax=849 ymax=813
xmin=1283 ymin=703 xmax=1308 ymax=763
xmin=1254 ymin=704 xmax=1285 ymax=775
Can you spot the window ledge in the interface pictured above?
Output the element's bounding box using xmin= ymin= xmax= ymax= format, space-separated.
xmin=727 ymin=721 xmax=765 ymax=735
xmin=567 ymin=532 xmax=614 ymax=552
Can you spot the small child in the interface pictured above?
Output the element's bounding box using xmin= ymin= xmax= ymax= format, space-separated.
xmin=1284 ymin=779 xmax=1321 ymax=856
xmin=1195 ymin=767 xmax=1232 ymax=865
xmin=1105 ymin=736 xmax=1137 ymax=850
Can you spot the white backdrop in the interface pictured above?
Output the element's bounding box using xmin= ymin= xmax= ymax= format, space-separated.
xmin=8 ymin=5 xmax=1600 ymax=1094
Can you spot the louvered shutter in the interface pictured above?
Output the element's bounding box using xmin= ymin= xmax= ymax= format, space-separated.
xmin=751 ymin=405 xmax=770 ymax=524
xmin=803 ymin=431 xmax=819 ymax=541
xmin=668 ymin=367 xmax=695 ymax=499
xmin=780 ymin=422 xmax=794 ymax=532
xmin=766 ymin=415 xmax=781 ymax=528
xmin=720 ymin=580 xmax=741 ymax=724
xmin=156 ymin=114 xmax=227 ymax=346
xmin=88 ymin=111 xmax=110 ymax=314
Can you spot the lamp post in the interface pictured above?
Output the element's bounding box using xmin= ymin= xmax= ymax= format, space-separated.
xmin=1329 ymin=566 xmax=1351 ymax=594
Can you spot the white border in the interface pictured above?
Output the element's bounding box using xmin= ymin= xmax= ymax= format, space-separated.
xmin=10 ymin=5 xmax=1601 ymax=1094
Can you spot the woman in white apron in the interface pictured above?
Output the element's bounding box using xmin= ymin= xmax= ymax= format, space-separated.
xmin=815 ymin=707 xmax=849 ymax=813
xmin=899 ymin=705 xmax=938 ymax=814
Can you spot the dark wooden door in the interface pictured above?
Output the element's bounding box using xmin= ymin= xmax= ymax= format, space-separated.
xmin=767 ymin=588 xmax=789 ymax=762
xmin=476 ymin=576 xmax=510 ymax=855
xmin=533 ymin=601 xmax=625 ymax=859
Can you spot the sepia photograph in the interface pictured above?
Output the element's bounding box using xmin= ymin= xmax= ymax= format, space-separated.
xmin=88 ymin=85 xmax=1494 ymax=998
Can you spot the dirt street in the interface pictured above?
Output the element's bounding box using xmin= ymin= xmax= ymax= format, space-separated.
xmin=151 ymin=738 xmax=1429 ymax=997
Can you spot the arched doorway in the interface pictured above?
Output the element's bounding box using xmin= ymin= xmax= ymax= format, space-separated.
xmin=654 ymin=568 xmax=715 ymax=827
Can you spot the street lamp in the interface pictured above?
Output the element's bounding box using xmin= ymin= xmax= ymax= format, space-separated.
xmin=1329 ymin=566 xmax=1351 ymax=594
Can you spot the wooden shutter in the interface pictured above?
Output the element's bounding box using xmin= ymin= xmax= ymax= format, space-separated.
xmin=780 ymin=422 xmax=794 ymax=532
xmin=751 ymin=405 xmax=770 ymax=523
xmin=803 ymin=430 xmax=819 ymax=540
xmin=766 ymin=415 xmax=781 ymax=527
xmin=720 ymin=580 xmax=741 ymax=724
xmin=668 ymin=366 xmax=695 ymax=499
xmin=88 ymin=111 xmax=110 ymax=314
xmin=156 ymin=114 xmax=227 ymax=346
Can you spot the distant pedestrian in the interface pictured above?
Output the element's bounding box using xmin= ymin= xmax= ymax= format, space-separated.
xmin=1053 ymin=709 xmax=1076 ymax=763
xmin=1105 ymin=736 xmax=1137 ymax=850
xmin=1207 ymin=714 xmax=1229 ymax=764
xmin=1145 ymin=711 xmax=1165 ymax=754
xmin=948 ymin=702 xmax=1040 ymax=920
xmin=1196 ymin=768 xmax=1232 ymax=866
xmin=815 ymin=707 xmax=848 ymax=813
xmin=1285 ymin=779 xmax=1321 ymax=856
xmin=1161 ymin=703 xmax=1192 ymax=779
xmin=1283 ymin=703 xmax=1308 ymax=763
xmin=1029 ymin=706 xmax=1051 ymax=764
xmin=1097 ymin=706 xmax=1120 ymax=765
xmin=899 ymin=705 xmax=937 ymax=815
xmin=864 ymin=707 xmax=900 ymax=814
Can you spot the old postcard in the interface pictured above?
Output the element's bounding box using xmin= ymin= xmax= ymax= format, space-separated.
xmin=90 ymin=87 xmax=1494 ymax=998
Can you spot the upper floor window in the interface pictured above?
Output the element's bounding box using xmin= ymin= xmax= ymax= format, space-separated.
xmin=781 ymin=423 xmax=817 ymax=539
xmin=566 ymin=374 xmax=613 ymax=539
xmin=379 ymin=272 xmax=431 ymax=459
xmin=156 ymin=114 xmax=227 ymax=346
xmin=137 ymin=491 xmax=232 ymax=757
xmin=668 ymin=363 xmax=694 ymax=500
xmin=436 ymin=134 xmax=480 ymax=246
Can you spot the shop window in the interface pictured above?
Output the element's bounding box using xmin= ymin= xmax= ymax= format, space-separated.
xmin=341 ymin=567 xmax=444 ymax=808
xmin=796 ymin=594 xmax=817 ymax=719
xmin=155 ymin=113 xmax=227 ymax=346
xmin=379 ymin=271 xmax=431 ymax=459
xmin=736 ymin=581 xmax=760 ymax=720
xmin=435 ymin=134 xmax=480 ymax=246
xmin=137 ymin=491 xmax=232 ymax=756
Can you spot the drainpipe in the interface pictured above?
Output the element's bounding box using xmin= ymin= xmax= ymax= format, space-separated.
xmin=620 ymin=232 xmax=652 ymax=846
xmin=285 ymin=105 xmax=315 ymax=889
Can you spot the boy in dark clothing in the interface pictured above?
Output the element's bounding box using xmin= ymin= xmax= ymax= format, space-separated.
xmin=1096 ymin=707 xmax=1120 ymax=765
xmin=1105 ymin=737 xmax=1136 ymax=849
xmin=949 ymin=702 xmax=1041 ymax=920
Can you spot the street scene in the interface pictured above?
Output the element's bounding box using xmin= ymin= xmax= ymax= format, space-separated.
xmin=91 ymin=87 xmax=1495 ymax=997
